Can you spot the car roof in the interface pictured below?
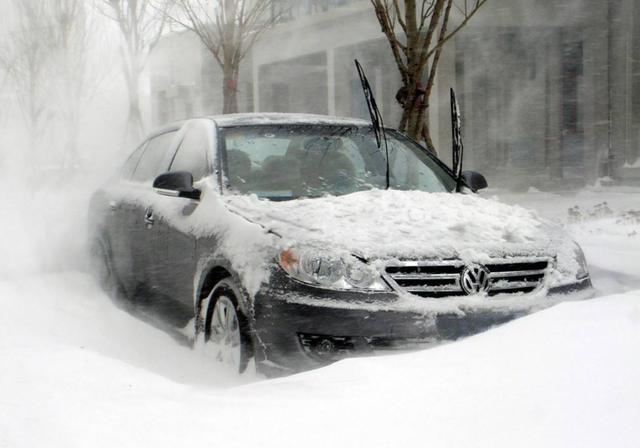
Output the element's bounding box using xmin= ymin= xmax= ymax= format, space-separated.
xmin=207 ymin=112 xmax=370 ymax=128
xmin=140 ymin=114 xmax=372 ymax=144
xmin=144 ymin=120 xmax=187 ymax=140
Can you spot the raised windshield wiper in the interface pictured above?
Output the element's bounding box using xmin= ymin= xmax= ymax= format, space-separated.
xmin=355 ymin=60 xmax=390 ymax=190
xmin=450 ymin=88 xmax=464 ymax=192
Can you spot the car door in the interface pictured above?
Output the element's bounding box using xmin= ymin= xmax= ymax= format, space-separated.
xmin=102 ymin=141 xmax=148 ymax=297
xmin=128 ymin=129 xmax=180 ymax=299
xmin=155 ymin=119 xmax=215 ymax=308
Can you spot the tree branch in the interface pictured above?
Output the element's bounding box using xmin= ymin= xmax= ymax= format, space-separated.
xmin=424 ymin=0 xmax=488 ymax=60
xmin=370 ymin=0 xmax=408 ymax=78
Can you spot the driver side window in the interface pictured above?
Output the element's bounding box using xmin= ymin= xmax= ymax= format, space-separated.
xmin=132 ymin=131 xmax=177 ymax=183
xmin=170 ymin=122 xmax=211 ymax=181
xmin=120 ymin=142 xmax=148 ymax=180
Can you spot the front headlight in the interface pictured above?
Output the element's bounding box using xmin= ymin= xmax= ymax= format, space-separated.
xmin=573 ymin=242 xmax=589 ymax=280
xmin=278 ymin=247 xmax=387 ymax=291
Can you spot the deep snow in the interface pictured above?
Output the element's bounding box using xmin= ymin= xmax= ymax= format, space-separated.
xmin=1 ymin=185 xmax=640 ymax=447
xmin=1 ymin=274 xmax=639 ymax=448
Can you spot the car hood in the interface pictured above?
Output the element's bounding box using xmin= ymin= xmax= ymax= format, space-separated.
xmin=224 ymin=189 xmax=564 ymax=261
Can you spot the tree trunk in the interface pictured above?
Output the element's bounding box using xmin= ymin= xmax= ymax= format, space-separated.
xmin=63 ymin=113 xmax=80 ymax=172
xmin=124 ymin=67 xmax=144 ymax=144
xmin=398 ymin=82 xmax=438 ymax=155
xmin=27 ymin=71 xmax=40 ymax=157
xmin=222 ymin=62 xmax=239 ymax=114
xmin=127 ymin=98 xmax=144 ymax=145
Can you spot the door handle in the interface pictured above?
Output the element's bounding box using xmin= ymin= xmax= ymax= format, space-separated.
xmin=144 ymin=208 xmax=155 ymax=227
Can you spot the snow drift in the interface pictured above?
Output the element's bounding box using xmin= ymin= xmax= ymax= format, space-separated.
xmin=0 ymin=273 xmax=638 ymax=448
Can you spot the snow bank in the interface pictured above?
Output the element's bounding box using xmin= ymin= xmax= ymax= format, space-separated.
xmin=1 ymin=272 xmax=638 ymax=448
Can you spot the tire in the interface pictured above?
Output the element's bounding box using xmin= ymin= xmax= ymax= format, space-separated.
xmin=202 ymin=278 xmax=253 ymax=374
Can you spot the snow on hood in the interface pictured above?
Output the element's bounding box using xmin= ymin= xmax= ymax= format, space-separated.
xmin=225 ymin=189 xmax=564 ymax=262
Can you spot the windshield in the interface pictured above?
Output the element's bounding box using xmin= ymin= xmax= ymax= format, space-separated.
xmin=221 ymin=125 xmax=456 ymax=200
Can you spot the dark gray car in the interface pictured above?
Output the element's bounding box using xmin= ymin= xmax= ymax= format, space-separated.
xmin=89 ymin=113 xmax=593 ymax=375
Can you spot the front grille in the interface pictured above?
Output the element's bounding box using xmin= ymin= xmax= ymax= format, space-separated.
xmin=384 ymin=258 xmax=550 ymax=298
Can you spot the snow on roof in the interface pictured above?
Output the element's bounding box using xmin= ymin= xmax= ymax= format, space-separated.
xmin=208 ymin=112 xmax=371 ymax=128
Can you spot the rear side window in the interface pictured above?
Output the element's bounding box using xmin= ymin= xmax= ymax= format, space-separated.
xmin=170 ymin=123 xmax=210 ymax=181
xmin=132 ymin=131 xmax=176 ymax=182
xmin=120 ymin=142 xmax=148 ymax=180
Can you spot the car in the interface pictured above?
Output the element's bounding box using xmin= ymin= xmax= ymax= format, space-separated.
xmin=89 ymin=113 xmax=594 ymax=375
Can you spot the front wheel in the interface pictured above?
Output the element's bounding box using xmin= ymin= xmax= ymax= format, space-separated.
xmin=202 ymin=279 xmax=253 ymax=374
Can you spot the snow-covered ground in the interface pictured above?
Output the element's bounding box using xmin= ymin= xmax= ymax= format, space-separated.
xmin=494 ymin=186 xmax=640 ymax=295
xmin=1 ymin=185 xmax=639 ymax=447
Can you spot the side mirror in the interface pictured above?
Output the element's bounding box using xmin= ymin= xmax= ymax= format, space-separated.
xmin=153 ymin=171 xmax=201 ymax=200
xmin=461 ymin=170 xmax=488 ymax=192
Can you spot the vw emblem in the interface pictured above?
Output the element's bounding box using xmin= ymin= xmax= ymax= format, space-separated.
xmin=460 ymin=264 xmax=491 ymax=295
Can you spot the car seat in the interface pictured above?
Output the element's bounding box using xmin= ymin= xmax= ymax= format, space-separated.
xmin=297 ymin=137 xmax=355 ymax=195
xmin=260 ymin=155 xmax=302 ymax=194
xmin=226 ymin=150 xmax=252 ymax=192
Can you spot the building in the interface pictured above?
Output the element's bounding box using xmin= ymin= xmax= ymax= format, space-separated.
xmin=149 ymin=0 xmax=640 ymax=188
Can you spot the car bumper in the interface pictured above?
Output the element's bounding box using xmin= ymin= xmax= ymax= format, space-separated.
xmin=252 ymin=272 xmax=594 ymax=374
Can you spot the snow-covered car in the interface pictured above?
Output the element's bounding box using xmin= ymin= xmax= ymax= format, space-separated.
xmin=89 ymin=113 xmax=594 ymax=375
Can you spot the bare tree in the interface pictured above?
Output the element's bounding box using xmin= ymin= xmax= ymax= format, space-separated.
xmin=99 ymin=0 xmax=169 ymax=143
xmin=48 ymin=0 xmax=94 ymax=169
xmin=0 ymin=0 xmax=107 ymax=174
xmin=370 ymin=0 xmax=488 ymax=153
xmin=0 ymin=0 xmax=52 ymax=156
xmin=171 ymin=0 xmax=281 ymax=114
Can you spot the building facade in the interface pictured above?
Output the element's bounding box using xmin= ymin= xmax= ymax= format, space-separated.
xmin=149 ymin=0 xmax=640 ymax=188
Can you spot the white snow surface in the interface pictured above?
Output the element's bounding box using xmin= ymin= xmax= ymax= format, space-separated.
xmin=2 ymin=184 xmax=640 ymax=447
xmin=623 ymin=158 xmax=640 ymax=168
xmin=0 ymin=274 xmax=639 ymax=448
